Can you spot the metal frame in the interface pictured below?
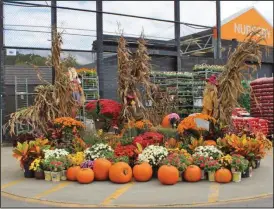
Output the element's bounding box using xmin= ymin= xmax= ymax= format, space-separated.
xmin=180 ymin=34 xmax=214 ymax=55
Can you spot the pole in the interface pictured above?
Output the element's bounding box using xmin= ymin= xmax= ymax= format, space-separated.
xmin=0 ymin=0 xmax=4 ymax=143
xmin=174 ymin=0 xmax=181 ymax=72
xmin=216 ymin=0 xmax=221 ymax=59
xmin=96 ymin=0 xmax=104 ymax=98
xmin=51 ymin=0 xmax=57 ymax=84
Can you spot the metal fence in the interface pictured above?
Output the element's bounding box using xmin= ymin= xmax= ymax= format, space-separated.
xmin=0 ymin=1 xmax=220 ymax=142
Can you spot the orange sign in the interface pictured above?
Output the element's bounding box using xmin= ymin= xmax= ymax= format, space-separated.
xmin=221 ymin=8 xmax=273 ymax=47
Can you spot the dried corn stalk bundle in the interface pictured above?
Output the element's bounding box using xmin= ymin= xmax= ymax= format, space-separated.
xmin=202 ymin=82 xmax=218 ymax=116
xmin=117 ymin=33 xmax=157 ymax=122
xmin=213 ymin=29 xmax=264 ymax=125
xmin=5 ymin=32 xmax=77 ymax=135
xmin=132 ymin=34 xmax=157 ymax=103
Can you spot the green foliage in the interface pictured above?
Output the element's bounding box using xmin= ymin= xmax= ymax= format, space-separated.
xmin=238 ymin=80 xmax=250 ymax=112
xmin=156 ymin=127 xmax=177 ymax=139
xmin=83 ymin=133 xmax=103 ymax=146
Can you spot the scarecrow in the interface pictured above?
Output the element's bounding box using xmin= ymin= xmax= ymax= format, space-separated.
xmin=202 ymin=74 xmax=219 ymax=117
xmin=68 ymin=67 xmax=85 ymax=117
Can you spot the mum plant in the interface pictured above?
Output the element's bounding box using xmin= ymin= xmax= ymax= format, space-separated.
xmin=84 ymin=143 xmax=114 ymax=160
xmin=160 ymin=152 xmax=190 ymax=172
xmin=67 ymin=152 xmax=85 ymax=166
xmin=43 ymin=149 xmax=69 ymax=160
xmin=29 ymin=158 xmax=43 ymax=172
xmin=219 ymin=154 xmax=232 ymax=169
xmin=192 ymin=154 xmax=209 ymax=170
xmin=231 ymin=154 xmax=249 ymax=173
xmin=133 ymin=132 xmax=164 ymax=149
xmin=85 ymin=99 xmax=122 ymax=131
xmin=80 ymin=160 xmax=94 ymax=169
xmin=137 ymin=145 xmax=168 ymax=167
xmin=204 ymin=158 xmax=221 ymax=173
xmin=193 ymin=145 xmax=223 ymax=160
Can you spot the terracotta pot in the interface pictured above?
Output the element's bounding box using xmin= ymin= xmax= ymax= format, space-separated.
xmin=34 ymin=171 xmax=45 ymax=180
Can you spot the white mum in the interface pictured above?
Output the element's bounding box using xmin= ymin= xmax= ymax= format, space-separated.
xmin=193 ymin=145 xmax=223 ymax=159
xmin=44 ymin=149 xmax=69 ymax=160
xmin=137 ymin=145 xmax=168 ymax=166
xmin=84 ymin=143 xmax=113 ymax=160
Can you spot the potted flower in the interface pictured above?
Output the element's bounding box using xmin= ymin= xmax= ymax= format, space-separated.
xmin=41 ymin=158 xmax=52 ymax=181
xmin=219 ymin=154 xmax=232 ymax=169
xmin=231 ymin=154 xmax=249 ymax=182
xmin=80 ymin=160 xmax=94 ymax=169
xmin=84 ymin=143 xmax=114 ymax=161
xmin=29 ymin=158 xmax=44 ymax=180
xmin=137 ymin=145 xmax=168 ymax=177
xmin=192 ymin=154 xmax=209 ymax=180
xmin=204 ymin=158 xmax=221 ymax=182
xmin=12 ymin=141 xmax=35 ymax=178
xmin=193 ymin=146 xmax=223 ymax=160
xmin=48 ymin=158 xmax=65 ymax=182
xmin=59 ymin=156 xmax=70 ymax=181
xmin=160 ymin=153 xmax=190 ymax=181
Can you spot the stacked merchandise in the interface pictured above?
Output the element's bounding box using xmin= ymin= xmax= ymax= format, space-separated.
xmin=192 ymin=64 xmax=223 ymax=112
xmin=150 ymin=71 xmax=194 ymax=117
xmin=250 ymin=77 xmax=273 ymax=137
xmin=232 ymin=108 xmax=269 ymax=135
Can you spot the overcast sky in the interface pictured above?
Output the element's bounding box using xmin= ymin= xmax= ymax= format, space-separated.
xmin=4 ymin=1 xmax=273 ymax=64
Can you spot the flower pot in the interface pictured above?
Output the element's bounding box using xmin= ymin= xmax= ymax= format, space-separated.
xmin=254 ymin=159 xmax=261 ymax=169
xmin=232 ymin=171 xmax=242 ymax=182
xmin=23 ymin=163 xmax=34 ymax=178
xmin=61 ymin=170 xmax=67 ymax=181
xmin=208 ymin=171 xmax=215 ymax=182
xmin=201 ymin=169 xmax=207 ymax=180
xmin=242 ymin=167 xmax=252 ymax=178
xmin=152 ymin=167 xmax=158 ymax=178
xmin=178 ymin=171 xmax=183 ymax=182
xmin=51 ymin=172 xmax=61 ymax=182
xmin=44 ymin=171 xmax=52 ymax=181
xmin=34 ymin=171 xmax=45 ymax=180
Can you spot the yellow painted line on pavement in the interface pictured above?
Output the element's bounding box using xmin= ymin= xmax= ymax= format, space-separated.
xmin=1 ymin=178 xmax=25 ymax=190
xmin=100 ymin=181 xmax=135 ymax=205
xmin=1 ymin=190 xmax=272 ymax=208
xmin=32 ymin=181 xmax=72 ymax=199
xmin=208 ymin=183 xmax=220 ymax=203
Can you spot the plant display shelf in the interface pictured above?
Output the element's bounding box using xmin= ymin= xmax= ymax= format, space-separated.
xmin=192 ymin=69 xmax=222 ymax=109
xmin=78 ymin=75 xmax=99 ymax=123
xmin=150 ymin=71 xmax=194 ymax=117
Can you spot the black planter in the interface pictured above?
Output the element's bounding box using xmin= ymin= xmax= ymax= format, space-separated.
xmin=242 ymin=167 xmax=252 ymax=178
xmin=152 ymin=167 xmax=158 ymax=178
xmin=254 ymin=159 xmax=261 ymax=169
xmin=23 ymin=164 xmax=34 ymax=178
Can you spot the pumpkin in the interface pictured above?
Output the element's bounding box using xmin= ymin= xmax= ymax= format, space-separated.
xmin=67 ymin=166 xmax=81 ymax=181
xmin=76 ymin=168 xmax=94 ymax=184
xmin=215 ymin=168 xmax=232 ymax=183
xmin=133 ymin=163 xmax=153 ymax=182
xmin=203 ymin=140 xmax=217 ymax=146
xmin=93 ymin=158 xmax=112 ymax=181
xmin=109 ymin=162 xmax=132 ymax=183
xmin=161 ymin=115 xmax=171 ymax=128
xmin=183 ymin=165 xmax=201 ymax=182
xmin=158 ymin=165 xmax=179 ymax=185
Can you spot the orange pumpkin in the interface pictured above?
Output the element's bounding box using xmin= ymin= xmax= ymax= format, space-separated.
xmin=215 ymin=168 xmax=232 ymax=183
xmin=158 ymin=165 xmax=179 ymax=185
xmin=161 ymin=115 xmax=171 ymax=128
xmin=93 ymin=158 xmax=112 ymax=181
xmin=109 ymin=162 xmax=132 ymax=183
xmin=133 ymin=163 xmax=153 ymax=182
xmin=183 ymin=165 xmax=201 ymax=182
xmin=76 ymin=168 xmax=94 ymax=184
xmin=67 ymin=166 xmax=81 ymax=181
xmin=203 ymin=140 xmax=217 ymax=146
